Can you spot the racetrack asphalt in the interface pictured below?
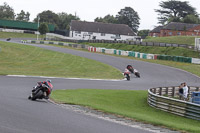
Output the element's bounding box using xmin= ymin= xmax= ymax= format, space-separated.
xmin=0 ymin=38 xmax=199 ymax=133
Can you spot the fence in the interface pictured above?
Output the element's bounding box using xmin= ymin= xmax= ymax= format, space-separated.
xmin=47 ymin=36 xmax=195 ymax=50
xmin=148 ymin=86 xmax=200 ymax=121
xmin=88 ymin=40 xmax=195 ymax=49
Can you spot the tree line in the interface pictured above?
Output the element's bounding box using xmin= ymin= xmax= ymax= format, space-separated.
xmin=0 ymin=0 xmax=200 ymax=36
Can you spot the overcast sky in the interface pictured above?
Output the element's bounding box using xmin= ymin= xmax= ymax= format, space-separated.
xmin=1 ymin=0 xmax=200 ymax=30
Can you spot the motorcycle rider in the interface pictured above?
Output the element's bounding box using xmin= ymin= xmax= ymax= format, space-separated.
xmin=124 ymin=67 xmax=131 ymax=74
xmin=124 ymin=66 xmax=132 ymax=80
xmin=31 ymin=79 xmax=53 ymax=99
xmin=126 ymin=65 xmax=134 ymax=73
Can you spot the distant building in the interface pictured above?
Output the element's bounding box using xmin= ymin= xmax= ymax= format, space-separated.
xmin=149 ymin=22 xmax=200 ymax=37
xmin=149 ymin=26 xmax=163 ymax=37
xmin=69 ymin=20 xmax=140 ymax=41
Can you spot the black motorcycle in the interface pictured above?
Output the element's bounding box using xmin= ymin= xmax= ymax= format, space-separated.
xmin=6 ymin=38 xmax=11 ymax=41
xmin=133 ymin=69 xmax=140 ymax=78
xmin=28 ymin=83 xmax=48 ymax=101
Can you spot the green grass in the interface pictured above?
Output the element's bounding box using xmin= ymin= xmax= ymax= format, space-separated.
xmin=0 ymin=31 xmax=42 ymax=38
xmin=51 ymin=89 xmax=200 ymax=133
xmin=144 ymin=36 xmax=198 ymax=45
xmin=44 ymin=41 xmax=200 ymax=77
xmin=0 ymin=41 xmax=123 ymax=79
xmin=82 ymin=42 xmax=200 ymax=58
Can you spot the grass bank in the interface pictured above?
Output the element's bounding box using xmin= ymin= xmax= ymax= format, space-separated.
xmin=51 ymin=89 xmax=200 ymax=133
xmin=0 ymin=41 xmax=122 ymax=79
xmin=144 ymin=36 xmax=197 ymax=45
xmin=82 ymin=42 xmax=200 ymax=58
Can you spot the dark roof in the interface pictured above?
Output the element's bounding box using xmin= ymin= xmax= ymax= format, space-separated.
xmin=150 ymin=26 xmax=163 ymax=33
xmin=162 ymin=22 xmax=200 ymax=31
xmin=70 ymin=20 xmax=135 ymax=36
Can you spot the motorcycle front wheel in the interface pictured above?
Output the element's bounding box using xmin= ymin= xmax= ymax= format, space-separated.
xmin=31 ymin=90 xmax=43 ymax=101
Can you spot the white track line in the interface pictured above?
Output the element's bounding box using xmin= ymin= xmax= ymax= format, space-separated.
xmin=7 ymin=75 xmax=123 ymax=81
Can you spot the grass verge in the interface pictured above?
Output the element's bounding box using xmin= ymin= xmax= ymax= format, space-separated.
xmin=0 ymin=41 xmax=122 ymax=79
xmin=51 ymin=89 xmax=200 ymax=133
xmin=144 ymin=36 xmax=197 ymax=45
xmin=82 ymin=42 xmax=200 ymax=58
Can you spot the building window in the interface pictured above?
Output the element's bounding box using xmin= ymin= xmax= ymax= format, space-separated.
xmin=101 ymin=33 xmax=105 ymax=36
xmin=177 ymin=32 xmax=181 ymax=36
xmin=75 ymin=31 xmax=81 ymax=34
xmin=88 ymin=32 xmax=93 ymax=35
xmin=116 ymin=34 xmax=120 ymax=37
xmin=168 ymin=32 xmax=172 ymax=35
xmin=153 ymin=33 xmax=157 ymax=37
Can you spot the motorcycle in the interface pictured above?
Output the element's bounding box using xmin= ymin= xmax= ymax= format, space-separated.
xmin=6 ymin=38 xmax=11 ymax=41
xmin=124 ymin=71 xmax=131 ymax=81
xmin=28 ymin=83 xmax=49 ymax=101
xmin=133 ymin=69 xmax=140 ymax=78
xmin=125 ymin=65 xmax=140 ymax=79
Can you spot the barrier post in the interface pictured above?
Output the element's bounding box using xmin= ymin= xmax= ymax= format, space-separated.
xmin=172 ymin=87 xmax=175 ymax=97
xmin=159 ymin=87 xmax=162 ymax=95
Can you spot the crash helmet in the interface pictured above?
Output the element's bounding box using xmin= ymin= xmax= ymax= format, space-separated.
xmin=46 ymin=79 xmax=51 ymax=83
xmin=127 ymin=65 xmax=133 ymax=69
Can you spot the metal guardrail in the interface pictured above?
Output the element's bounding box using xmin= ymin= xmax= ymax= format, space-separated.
xmin=148 ymin=86 xmax=200 ymax=121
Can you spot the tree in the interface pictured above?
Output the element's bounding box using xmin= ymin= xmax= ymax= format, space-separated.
xmin=137 ymin=30 xmax=150 ymax=38
xmin=0 ymin=2 xmax=15 ymax=20
xmin=57 ymin=12 xmax=80 ymax=30
xmin=94 ymin=14 xmax=118 ymax=24
xmin=116 ymin=7 xmax=140 ymax=33
xmin=38 ymin=23 xmax=49 ymax=35
xmin=182 ymin=14 xmax=200 ymax=24
xmin=34 ymin=10 xmax=59 ymax=28
xmin=155 ymin=0 xmax=197 ymax=25
xmin=16 ymin=10 xmax=30 ymax=21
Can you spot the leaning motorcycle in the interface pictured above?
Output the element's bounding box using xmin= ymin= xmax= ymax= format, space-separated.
xmin=28 ymin=83 xmax=48 ymax=101
xmin=126 ymin=65 xmax=140 ymax=78
xmin=133 ymin=69 xmax=140 ymax=78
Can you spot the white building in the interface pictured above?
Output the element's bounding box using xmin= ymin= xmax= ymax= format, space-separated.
xmin=69 ymin=20 xmax=139 ymax=41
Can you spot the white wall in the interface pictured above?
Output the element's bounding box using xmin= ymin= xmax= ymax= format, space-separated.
xmin=70 ymin=31 xmax=138 ymax=41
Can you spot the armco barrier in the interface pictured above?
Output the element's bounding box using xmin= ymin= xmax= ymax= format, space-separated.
xmin=142 ymin=53 xmax=147 ymax=59
xmin=117 ymin=50 xmax=122 ymax=55
xmin=192 ymin=58 xmax=200 ymax=64
xmin=96 ymin=47 xmax=102 ymax=53
xmin=148 ymin=86 xmax=200 ymax=121
xmin=105 ymin=49 xmax=115 ymax=54
xmin=58 ymin=42 xmax=64 ymax=46
xmin=157 ymin=55 xmax=193 ymax=63
xmin=114 ymin=49 xmax=117 ymax=55
xmin=121 ymin=51 xmax=129 ymax=56
xmin=147 ymin=54 xmax=154 ymax=59
xmin=128 ymin=51 xmax=134 ymax=57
